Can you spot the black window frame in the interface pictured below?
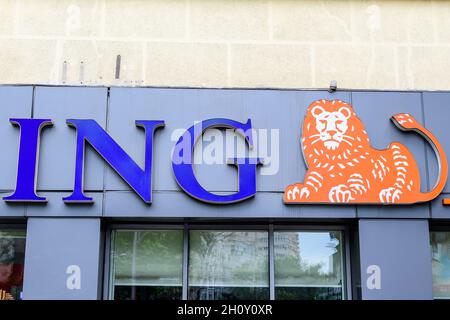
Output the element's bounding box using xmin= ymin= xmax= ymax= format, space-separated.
xmin=103 ymin=222 xmax=356 ymax=300
xmin=429 ymin=224 xmax=450 ymax=300
xmin=0 ymin=222 xmax=27 ymax=301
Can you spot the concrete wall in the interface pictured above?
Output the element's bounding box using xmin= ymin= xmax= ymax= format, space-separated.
xmin=1 ymin=0 xmax=450 ymax=90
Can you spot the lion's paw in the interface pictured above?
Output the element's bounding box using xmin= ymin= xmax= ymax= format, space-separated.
xmin=284 ymin=184 xmax=310 ymax=202
xmin=379 ymin=187 xmax=403 ymax=203
xmin=329 ymin=184 xmax=354 ymax=203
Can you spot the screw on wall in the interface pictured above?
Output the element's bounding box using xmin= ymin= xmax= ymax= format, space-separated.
xmin=115 ymin=55 xmax=121 ymax=80
xmin=61 ymin=61 xmax=67 ymax=84
xmin=328 ymin=80 xmax=337 ymax=93
xmin=79 ymin=61 xmax=85 ymax=84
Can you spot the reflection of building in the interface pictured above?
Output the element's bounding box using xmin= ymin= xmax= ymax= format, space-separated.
xmin=431 ymin=233 xmax=450 ymax=297
xmin=432 ymin=233 xmax=450 ymax=263
xmin=207 ymin=232 xmax=302 ymax=270
xmin=190 ymin=232 xmax=270 ymax=300
xmin=191 ymin=231 xmax=303 ymax=300
xmin=274 ymin=233 xmax=301 ymax=265
xmin=328 ymin=236 xmax=341 ymax=276
xmin=330 ymin=250 xmax=341 ymax=279
xmin=192 ymin=232 xmax=269 ymax=285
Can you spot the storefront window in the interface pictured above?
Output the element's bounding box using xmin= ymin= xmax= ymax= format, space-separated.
xmin=109 ymin=227 xmax=349 ymax=300
xmin=274 ymin=231 xmax=344 ymax=300
xmin=110 ymin=230 xmax=183 ymax=300
xmin=0 ymin=230 xmax=26 ymax=300
xmin=431 ymin=232 xmax=450 ymax=299
xmin=188 ymin=230 xmax=269 ymax=300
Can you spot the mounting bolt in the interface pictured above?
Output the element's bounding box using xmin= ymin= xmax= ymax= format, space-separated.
xmin=329 ymin=80 xmax=337 ymax=92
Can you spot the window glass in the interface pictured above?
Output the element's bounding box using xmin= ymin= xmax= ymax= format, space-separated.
xmin=110 ymin=230 xmax=183 ymax=300
xmin=0 ymin=230 xmax=26 ymax=300
xmin=431 ymin=232 xmax=450 ymax=299
xmin=188 ymin=230 xmax=269 ymax=300
xmin=274 ymin=231 xmax=344 ymax=300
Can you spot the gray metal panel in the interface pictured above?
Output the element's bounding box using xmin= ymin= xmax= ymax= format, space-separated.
xmin=26 ymin=192 xmax=103 ymax=217
xmin=0 ymin=87 xmax=443 ymax=220
xmin=357 ymin=203 xmax=430 ymax=219
xmin=23 ymin=218 xmax=101 ymax=300
xmin=359 ymin=219 xmax=433 ymax=300
xmin=104 ymin=190 xmax=355 ymax=218
xmin=257 ymin=90 xmax=351 ymax=192
xmin=351 ymin=92 xmax=429 ymax=192
xmin=431 ymin=193 xmax=450 ymax=219
xmin=0 ymin=86 xmax=33 ymax=190
xmin=352 ymin=92 xmax=432 ymax=218
xmin=33 ymin=87 xmax=107 ymax=191
xmin=423 ymin=92 xmax=450 ymax=193
xmin=0 ymin=192 xmax=25 ymax=217
xmin=105 ymin=88 xmax=350 ymax=193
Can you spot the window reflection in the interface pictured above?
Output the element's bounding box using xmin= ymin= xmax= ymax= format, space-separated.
xmin=274 ymin=231 xmax=344 ymax=300
xmin=188 ymin=230 xmax=269 ymax=300
xmin=110 ymin=230 xmax=183 ymax=300
xmin=0 ymin=230 xmax=26 ymax=300
xmin=109 ymin=228 xmax=348 ymax=300
xmin=431 ymin=232 xmax=450 ymax=299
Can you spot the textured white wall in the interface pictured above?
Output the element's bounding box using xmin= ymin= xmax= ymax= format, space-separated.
xmin=0 ymin=0 xmax=449 ymax=90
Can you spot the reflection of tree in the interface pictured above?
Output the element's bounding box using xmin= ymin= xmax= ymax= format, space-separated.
xmin=326 ymin=231 xmax=340 ymax=255
xmin=114 ymin=231 xmax=183 ymax=284
xmin=0 ymin=238 xmax=15 ymax=264
xmin=276 ymin=256 xmax=338 ymax=284
xmin=276 ymin=287 xmax=342 ymax=300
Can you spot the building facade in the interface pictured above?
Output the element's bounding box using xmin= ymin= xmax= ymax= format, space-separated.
xmin=0 ymin=0 xmax=450 ymax=300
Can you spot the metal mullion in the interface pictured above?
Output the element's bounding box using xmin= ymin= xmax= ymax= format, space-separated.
xmin=272 ymin=224 xmax=346 ymax=231
xmin=269 ymin=224 xmax=275 ymax=300
xmin=186 ymin=224 xmax=268 ymax=230
xmin=429 ymin=225 xmax=450 ymax=232
xmin=182 ymin=223 xmax=189 ymax=300
xmin=0 ymin=223 xmax=27 ymax=230
xmin=109 ymin=223 xmax=184 ymax=230
xmin=344 ymin=227 xmax=353 ymax=300
xmin=103 ymin=227 xmax=113 ymax=300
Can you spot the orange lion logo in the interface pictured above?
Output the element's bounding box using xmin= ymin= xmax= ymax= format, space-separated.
xmin=284 ymin=99 xmax=448 ymax=204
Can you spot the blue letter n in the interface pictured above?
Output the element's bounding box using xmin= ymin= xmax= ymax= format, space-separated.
xmin=63 ymin=119 xmax=164 ymax=204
